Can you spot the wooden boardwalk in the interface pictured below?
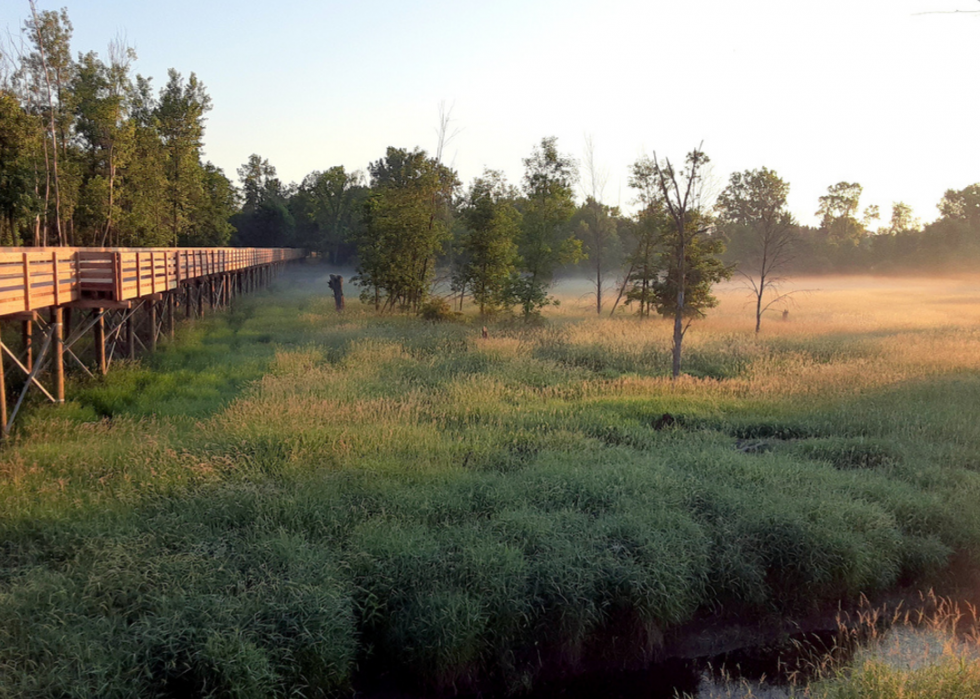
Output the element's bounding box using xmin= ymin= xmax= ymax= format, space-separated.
xmin=0 ymin=246 xmax=304 ymax=435
xmin=0 ymin=247 xmax=302 ymax=317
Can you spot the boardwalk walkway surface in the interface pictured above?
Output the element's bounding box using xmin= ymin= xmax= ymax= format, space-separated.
xmin=0 ymin=246 xmax=304 ymax=434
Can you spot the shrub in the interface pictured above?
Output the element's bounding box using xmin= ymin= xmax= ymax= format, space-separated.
xmin=420 ymin=297 xmax=455 ymax=321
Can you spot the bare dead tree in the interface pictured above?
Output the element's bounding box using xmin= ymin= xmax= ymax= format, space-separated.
xmin=434 ymin=100 xmax=461 ymax=167
xmin=581 ymin=135 xmax=612 ymax=315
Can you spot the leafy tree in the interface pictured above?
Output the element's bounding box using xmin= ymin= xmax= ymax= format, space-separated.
xmin=621 ymin=201 xmax=667 ymax=318
xmin=923 ymin=184 xmax=980 ymax=260
xmin=291 ymin=166 xmax=366 ymax=263
xmin=885 ymin=201 xmax=920 ymax=234
xmin=355 ymin=147 xmax=458 ymax=311
xmin=938 ymin=184 xmax=980 ymax=229
xmin=71 ymin=44 xmax=136 ymax=245
xmin=630 ymin=146 xmax=729 ymax=378
xmin=816 ymin=181 xmax=864 ymax=247
xmin=453 ymin=169 xmax=521 ymax=315
xmin=117 ymin=79 xmax=170 ymax=246
xmin=717 ymin=167 xmax=797 ymax=332
xmin=21 ymin=4 xmax=76 ymax=244
xmin=232 ymin=154 xmax=294 ymax=247
xmin=187 ymin=162 xmax=236 ymax=246
xmin=156 ymin=69 xmax=211 ymax=245
xmin=648 ymin=220 xmax=729 ymax=322
xmin=238 ymin=153 xmax=278 ymax=212
xmin=0 ymin=90 xmax=40 ymax=244
xmin=512 ymin=137 xmax=581 ymax=320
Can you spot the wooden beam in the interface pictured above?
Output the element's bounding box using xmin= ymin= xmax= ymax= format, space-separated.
xmin=95 ymin=310 xmax=106 ymax=375
xmin=52 ymin=306 xmax=64 ymax=404
xmin=166 ymin=293 xmax=175 ymax=340
xmin=0 ymin=339 xmax=7 ymax=437
xmin=127 ymin=315 xmax=135 ymax=360
xmin=22 ymin=320 xmax=32 ymax=372
xmin=149 ymin=302 xmax=157 ymax=353
xmin=65 ymin=299 xmax=133 ymax=310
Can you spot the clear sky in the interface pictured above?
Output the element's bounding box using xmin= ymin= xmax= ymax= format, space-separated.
xmin=3 ymin=0 xmax=978 ymax=226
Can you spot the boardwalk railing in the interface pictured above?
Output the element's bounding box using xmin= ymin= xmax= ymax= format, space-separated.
xmin=0 ymin=249 xmax=82 ymax=317
xmin=0 ymin=247 xmax=304 ymax=317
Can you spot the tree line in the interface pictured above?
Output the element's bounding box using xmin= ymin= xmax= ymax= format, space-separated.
xmin=0 ymin=5 xmax=233 ymax=247
xmin=3 ymin=7 xmax=979 ymax=331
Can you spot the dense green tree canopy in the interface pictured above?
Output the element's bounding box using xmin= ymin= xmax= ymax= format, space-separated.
xmin=354 ymin=147 xmax=458 ymax=311
xmin=453 ymin=169 xmax=521 ymax=315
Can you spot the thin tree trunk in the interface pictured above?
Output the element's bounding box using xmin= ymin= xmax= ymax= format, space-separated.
xmin=609 ymin=261 xmax=635 ymax=317
xmin=29 ymin=0 xmax=63 ymax=246
xmin=672 ymin=236 xmax=686 ymax=379
xmin=755 ymin=284 xmax=763 ymax=334
xmin=102 ymin=143 xmax=116 ymax=246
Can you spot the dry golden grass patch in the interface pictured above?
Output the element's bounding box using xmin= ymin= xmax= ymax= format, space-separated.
xmin=545 ymin=274 xmax=980 ymax=401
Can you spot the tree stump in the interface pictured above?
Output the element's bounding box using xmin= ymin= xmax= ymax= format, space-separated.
xmin=328 ymin=275 xmax=345 ymax=311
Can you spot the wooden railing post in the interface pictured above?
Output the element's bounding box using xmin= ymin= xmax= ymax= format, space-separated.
xmin=22 ymin=252 xmax=31 ymax=312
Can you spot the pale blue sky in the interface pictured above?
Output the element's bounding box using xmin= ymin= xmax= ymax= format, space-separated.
xmin=3 ymin=0 xmax=978 ymax=226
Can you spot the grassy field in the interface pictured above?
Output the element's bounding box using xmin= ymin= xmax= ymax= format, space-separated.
xmin=2 ymin=267 xmax=980 ymax=697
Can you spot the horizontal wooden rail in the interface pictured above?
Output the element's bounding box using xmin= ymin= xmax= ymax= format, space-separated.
xmin=0 ymin=247 xmax=304 ymax=317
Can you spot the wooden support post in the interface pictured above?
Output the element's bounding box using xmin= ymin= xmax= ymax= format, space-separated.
xmin=149 ymin=302 xmax=158 ymax=353
xmin=22 ymin=321 xmax=32 ymax=372
xmin=209 ymin=279 xmax=216 ymax=310
xmin=186 ymin=285 xmax=193 ymax=319
xmin=95 ymin=311 xmax=106 ymax=375
xmin=127 ymin=314 xmax=136 ymax=360
xmin=167 ymin=293 xmax=175 ymax=340
xmin=197 ymin=282 xmax=205 ymax=318
xmin=0 ymin=337 xmax=6 ymax=436
xmin=52 ymin=307 xmax=65 ymax=403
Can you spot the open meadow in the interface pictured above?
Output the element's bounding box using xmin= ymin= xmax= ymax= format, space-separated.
xmin=3 ymin=266 xmax=980 ymax=697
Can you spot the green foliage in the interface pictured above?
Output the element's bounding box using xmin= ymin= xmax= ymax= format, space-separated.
xmin=0 ymin=7 xmax=238 ymax=248
xmin=156 ymin=69 xmax=212 ymax=246
xmin=355 ymin=147 xmax=459 ymax=312
xmin=649 ymin=220 xmax=732 ymax=320
xmin=453 ymin=169 xmax=521 ymax=315
xmin=716 ymin=168 xmax=797 ymax=333
xmin=511 ymin=137 xmax=582 ymax=320
xmin=419 ymin=297 xmax=455 ymax=321
xmin=291 ymin=166 xmax=366 ymax=264
xmin=0 ymin=90 xmax=39 ymax=244
xmin=626 ymin=152 xmax=731 ymax=325
xmin=816 ymin=181 xmax=866 ymax=247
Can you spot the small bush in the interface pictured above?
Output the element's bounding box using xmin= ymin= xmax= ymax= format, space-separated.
xmin=420 ymin=297 xmax=455 ymax=321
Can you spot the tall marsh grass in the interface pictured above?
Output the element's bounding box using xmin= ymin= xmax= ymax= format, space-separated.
xmin=2 ymin=269 xmax=980 ymax=695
